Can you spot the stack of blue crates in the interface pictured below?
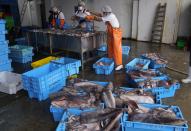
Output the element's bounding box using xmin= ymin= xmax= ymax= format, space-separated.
xmin=0 ymin=20 xmax=12 ymax=72
xmin=9 ymin=45 xmax=33 ymax=63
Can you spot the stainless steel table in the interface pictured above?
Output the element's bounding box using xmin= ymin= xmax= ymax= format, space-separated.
xmin=25 ymin=29 xmax=107 ymax=70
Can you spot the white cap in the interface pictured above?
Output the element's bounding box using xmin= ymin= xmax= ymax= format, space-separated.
xmin=102 ymin=5 xmax=112 ymax=13
xmin=52 ymin=7 xmax=58 ymax=12
xmin=78 ymin=1 xmax=85 ymax=7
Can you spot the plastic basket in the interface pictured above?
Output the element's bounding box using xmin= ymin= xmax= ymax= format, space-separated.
xmin=0 ymin=30 xmax=7 ymax=41
xmin=0 ymin=40 xmax=9 ymax=45
xmin=121 ymin=104 xmax=188 ymax=131
xmin=9 ymin=45 xmax=33 ymax=57
xmin=22 ymin=63 xmax=67 ymax=101
xmin=0 ymin=42 xmax=8 ymax=53
xmin=0 ymin=20 xmax=6 ymax=30
xmin=93 ymin=57 xmax=114 ymax=75
xmin=141 ymin=55 xmax=167 ymax=69
xmin=31 ymin=56 xmax=59 ymax=68
xmin=122 ymin=46 xmax=130 ymax=55
xmin=126 ymin=58 xmax=150 ymax=72
xmin=15 ymin=37 xmax=26 ymax=45
xmin=127 ymin=69 xmax=169 ymax=84
xmin=0 ymin=53 xmax=9 ymax=64
xmin=50 ymin=57 xmax=81 ymax=76
xmin=116 ymin=87 xmax=162 ymax=104
xmin=0 ymin=60 xmax=12 ymax=72
xmin=56 ymin=104 xmax=104 ymax=131
xmin=10 ymin=54 xmax=33 ymax=63
xmin=138 ymin=82 xmax=180 ymax=99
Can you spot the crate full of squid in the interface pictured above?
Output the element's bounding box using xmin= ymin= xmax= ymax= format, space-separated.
xmin=141 ymin=53 xmax=168 ymax=69
xmin=113 ymin=87 xmax=162 ymax=105
xmin=131 ymin=78 xmax=180 ymax=99
xmin=50 ymin=79 xmax=108 ymax=122
xmin=121 ymin=103 xmax=188 ymax=131
xmin=125 ymin=58 xmax=151 ymax=72
xmin=126 ymin=69 xmax=169 ymax=84
xmin=56 ymin=108 xmax=123 ymax=131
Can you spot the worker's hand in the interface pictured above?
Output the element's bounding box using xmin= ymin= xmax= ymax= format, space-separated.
xmin=85 ymin=15 xmax=95 ymax=21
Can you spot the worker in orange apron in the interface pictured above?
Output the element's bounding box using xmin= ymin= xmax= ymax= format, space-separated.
xmin=86 ymin=5 xmax=123 ymax=70
xmin=52 ymin=7 xmax=65 ymax=29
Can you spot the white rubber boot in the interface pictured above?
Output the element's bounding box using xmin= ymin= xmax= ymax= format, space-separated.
xmin=182 ymin=66 xmax=191 ymax=83
xmin=115 ymin=65 xmax=123 ymax=71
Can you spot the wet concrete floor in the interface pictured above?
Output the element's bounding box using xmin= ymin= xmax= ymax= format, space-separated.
xmin=0 ymin=40 xmax=190 ymax=130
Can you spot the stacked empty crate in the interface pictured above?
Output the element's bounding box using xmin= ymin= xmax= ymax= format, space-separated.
xmin=22 ymin=57 xmax=81 ymax=101
xmin=0 ymin=20 xmax=12 ymax=72
xmin=9 ymin=45 xmax=33 ymax=63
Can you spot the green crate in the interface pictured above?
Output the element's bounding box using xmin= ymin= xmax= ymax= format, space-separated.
xmin=177 ymin=40 xmax=185 ymax=49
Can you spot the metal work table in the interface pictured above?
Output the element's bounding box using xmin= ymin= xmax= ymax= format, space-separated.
xmin=25 ymin=29 xmax=107 ymax=70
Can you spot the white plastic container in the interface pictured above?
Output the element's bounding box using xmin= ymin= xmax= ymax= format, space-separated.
xmin=0 ymin=71 xmax=23 ymax=94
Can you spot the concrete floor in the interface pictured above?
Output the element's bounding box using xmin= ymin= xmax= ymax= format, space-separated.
xmin=0 ymin=40 xmax=190 ymax=130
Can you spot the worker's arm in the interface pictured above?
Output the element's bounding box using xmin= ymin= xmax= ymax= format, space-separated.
xmin=88 ymin=10 xmax=102 ymax=17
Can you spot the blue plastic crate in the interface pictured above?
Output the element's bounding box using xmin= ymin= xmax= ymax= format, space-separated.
xmin=126 ymin=58 xmax=151 ymax=72
xmin=0 ymin=40 xmax=9 ymax=45
xmin=0 ymin=20 xmax=6 ymax=30
xmin=9 ymin=54 xmax=34 ymax=63
xmin=97 ymin=45 xmax=130 ymax=56
xmin=56 ymin=104 xmax=104 ymax=131
xmin=22 ymin=63 xmax=67 ymax=101
xmin=0 ymin=30 xmax=7 ymax=41
xmin=121 ymin=104 xmax=188 ymax=131
xmin=15 ymin=37 xmax=26 ymax=45
xmin=0 ymin=44 xmax=8 ymax=54
xmin=114 ymin=87 xmax=162 ymax=104
xmin=9 ymin=45 xmax=33 ymax=57
xmin=141 ymin=54 xmax=167 ymax=69
xmin=122 ymin=46 xmax=130 ymax=55
xmin=136 ymin=81 xmax=180 ymax=99
xmin=50 ymin=81 xmax=108 ymax=121
xmin=127 ymin=69 xmax=169 ymax=84
xmin=0 ymin=53 xmax=9 ymax=64
xmin=93 ymin=57 xmax=114 ymax=75
xmin=0 ymin=60 xmax=12 ymax=72
xmin=50 ymin=57 xmax=81 ymax=77
xmin=97 ymin=44 xmax=107 ymax=52
xmin=50 ymin=103 xmax=104 ymax=122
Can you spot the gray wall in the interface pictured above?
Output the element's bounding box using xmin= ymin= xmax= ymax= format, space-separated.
xmin=18 ymin=0 xmax=42 ymax=27
xmin=19 ymin=0 xmax=191 ymax=42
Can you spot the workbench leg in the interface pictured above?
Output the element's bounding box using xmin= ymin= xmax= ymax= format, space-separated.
xmin=26 ymin=33 xmax=30 ymax=46
xmin=81 ymin=52 xmax=84 ymax=70
xmin=35 ymin=32 xmax=39 ymax=53
xmin=49 ymin=35 xmax=53 ymax=54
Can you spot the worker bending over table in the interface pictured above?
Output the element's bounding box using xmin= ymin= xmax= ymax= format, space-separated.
xmin=50 ymin=7 xmax=65 ymax=29
xmin=86 ymin=5 xmax=123 ymax=71
xmin=72 ymin=1 xmax=93 ymax=31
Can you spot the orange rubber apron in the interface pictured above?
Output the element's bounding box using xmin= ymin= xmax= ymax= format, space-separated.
xmin=106 ymin=22 xmax=122 ymax=65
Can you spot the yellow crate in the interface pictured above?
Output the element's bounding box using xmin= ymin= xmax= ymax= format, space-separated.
xmin=31 ymin=56 xmax=59 ymax=68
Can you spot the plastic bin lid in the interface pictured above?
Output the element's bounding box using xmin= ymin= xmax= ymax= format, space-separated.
xmin=0 ymin=20 xmax=6 ymax=24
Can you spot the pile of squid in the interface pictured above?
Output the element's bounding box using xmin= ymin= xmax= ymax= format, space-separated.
xmin=127 ymin=69 xmax=163 ymax=80
xmin=50 ymin=79 xmax=186 ymax=130
xmin=135 ymin=79 xmax=178 ymax=89
xmin=143 ymin=53 xmax=168 ymax=65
